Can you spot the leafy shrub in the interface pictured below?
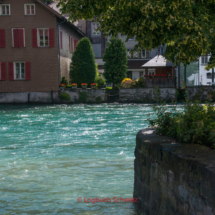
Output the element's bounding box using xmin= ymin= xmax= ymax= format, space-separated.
xmin=60 ymin=92 xmax=70 ymax=101
xmin=95 ymin=96 xmax=102 ymax=103
xmin=61 ymin=76 xmax=68 ymax=85
xmin=66 ymin=85 xmax=72 ymax=88
xmin=148 ymin=100 xmax=215 ymax=148
xmin=95 ymin=76 xmax=105 ymax=88
xmin=120 ymin=79 xmax=135 ymax=88
xmin=135 ymin=77 xmax=146 ymax=88
xmin=79 ymin=92 xmax=88 ymax=103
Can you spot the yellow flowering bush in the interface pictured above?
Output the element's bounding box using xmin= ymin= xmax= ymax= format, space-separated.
xmin=122 ymin=78 xmax=132 ymax=82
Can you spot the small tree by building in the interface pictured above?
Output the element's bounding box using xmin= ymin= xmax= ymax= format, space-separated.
xmin=70 ymin=38 xmax=96 ymax=87
xmin=103 ymin=38 xmax=128 ymax=88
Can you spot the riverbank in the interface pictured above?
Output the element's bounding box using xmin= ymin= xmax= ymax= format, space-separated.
xmin=134 ymin=128 xmax=215 ymax=215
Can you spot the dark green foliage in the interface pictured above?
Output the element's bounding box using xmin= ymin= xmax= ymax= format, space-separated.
xmin=148 ymin=101 xmax=215 ymax=148
xmin=95 ymin=96 xmax=102 ymax=103
xmin=103 ymin=37 xmax=127 ymax=86
xmin=79 ymin=92 xmax=88 ymax=103
xmin=60 ymin=92 xmax=70 ymax=101
xmin=135 ymin=77 xmax=146 ymax=88
xmin=61 ymin=76 xmax=68 ymax=85
xmin=95 ymin=76 xmax=105 ymax=88
xmin=70 ymin=38 xmax=96 ymax=88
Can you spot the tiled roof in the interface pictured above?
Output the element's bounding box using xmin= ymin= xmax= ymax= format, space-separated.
xmin=35 ymin=0 xmax=87 ymax=37
xmin=127 ymin=59 xmax=149 ymax=69
xmin=142 ymin=55 xmax=174 ymax=67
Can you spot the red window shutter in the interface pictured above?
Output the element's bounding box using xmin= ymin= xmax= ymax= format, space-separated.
xmin=0 ymin=29 xmax=5 ymax=48
xmin=74 ymin=39 xmax=79 ymax=50
xmin=60 ymin=31 xmax=62 ymax=49
xmin=1 ymin=62 xmax=6 ymax=81
xmin=32 ymin=28 xmax=37 ymax=47
xmin=49 ymin=28 xmax=55 ymax=47
xmin=25 ymin=62 xmax=31 ymax=80
xmin=13 ymin=29 xmax=19 ymax=47
xmin=8 ymin=62 xmax=14 ymax=80
xmin=18 ymin=29 xmax=24 ymax=47
xmin=69 ymin=36 xmax=71 ymax=52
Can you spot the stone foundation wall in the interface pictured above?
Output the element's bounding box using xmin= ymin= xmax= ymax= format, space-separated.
xmin=187 ymin=86 xmax=215 ymax=101
xmin=119 ymin=88 xmax=176 ymax=103
xmin=134 ymin=128 xmax=215 ymax=215
xmin=0 ymin=88 xmax=176 ymax=103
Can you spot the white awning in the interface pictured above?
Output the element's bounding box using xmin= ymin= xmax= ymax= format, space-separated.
xmin=142 ymin=55 xmax=174 ymax=67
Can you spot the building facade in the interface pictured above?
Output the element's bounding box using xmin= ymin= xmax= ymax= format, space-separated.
xmin=0 ymin=0 xmax=85 ymax=93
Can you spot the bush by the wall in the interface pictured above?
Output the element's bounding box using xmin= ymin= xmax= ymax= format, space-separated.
xmin=60 ymin=92 xmax=70 ymax=101
xmin=148 ymin=100 xmax=215 ymax=148
xmin=79 ymin=92 xmax=88 ymax=103
xmin=95 ymin=76 xmax=106 ymax=88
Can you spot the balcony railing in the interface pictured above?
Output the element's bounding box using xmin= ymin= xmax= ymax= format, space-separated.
xmin=145 ymin=78 xmax=175 ymax=88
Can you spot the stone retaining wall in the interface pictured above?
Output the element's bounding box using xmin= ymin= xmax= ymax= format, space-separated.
xmin=119 ymin=88 xmax=176 ymax=103
xmin=0 ymin=88 xmax=176 ymax=104
xmin=187 ymin=86 xmax=215 ymax=101
xmin=134 ymin=128 xmax=215 ymax=215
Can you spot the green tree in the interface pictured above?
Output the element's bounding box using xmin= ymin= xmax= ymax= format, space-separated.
xmin=57 ymin=0 xmax=215 ymax=69
xmin=70 ymin=38 xmax=96 ymax=87
xmin=103 ymin=37 xmax=127 ymax=87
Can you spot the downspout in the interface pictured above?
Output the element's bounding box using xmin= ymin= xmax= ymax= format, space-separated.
xmin=57 ymin=17 xmax=66 ymax=85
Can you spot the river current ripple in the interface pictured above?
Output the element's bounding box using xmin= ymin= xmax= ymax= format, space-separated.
xmin=0 ymin=104 xmax=157 ymax=214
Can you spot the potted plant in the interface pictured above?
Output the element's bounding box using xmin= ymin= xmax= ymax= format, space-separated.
xmin=81 ymin=83 xmax=88 ymax=89
xmin=71 ymin=83 xmax=77 ymax=89
xmin=91 ymin=83 xmax=96 ymax=89
xmin=59 ymin=84 xmax=66 ymax=91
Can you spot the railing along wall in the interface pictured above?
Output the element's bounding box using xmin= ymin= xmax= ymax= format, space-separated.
xmin=145 ymin=78 xmax=175 ymax=88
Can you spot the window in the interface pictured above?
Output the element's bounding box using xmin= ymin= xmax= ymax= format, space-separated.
xmin=38 ymin=29 xmax=49 ymax=47
xmin=148 ymin=69 xmax=155 ymax=75
xmin=207 ymin=72 xmax=212 ymax=79
xmin=91 ymin=22 xmax=100 ymax=36
xmin=201 ymin=56 xmax=208 ymax=65
xmin=14 ymin=62 xmax=25 ymax=80
xmin=0 ymin=4 xmax=10 ymax=15
xmin=158 ymin=47 xmax=164 ymax=55
xmin=25 ymin=4 xmax=35 ymax=15
xmin=139 ymin=71 xmax=145 ymax=77
xmin=12 ymin=29 xmax=25 ymax=47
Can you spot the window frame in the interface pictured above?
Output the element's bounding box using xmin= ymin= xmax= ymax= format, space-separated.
xmin=14 ymin=62 xmax=25 ymax=80
xmin=158 ymin=47 xmax=164 ymax=55
xmin=12 ymin=28 xmax=25 ymax=47
xmin=24 ymin=4 xmax=35 ymax=15
xmin=0 ymin=4 xmax=10 ymax=16
xmin=37 ymin=28 xmax=49 ymax=47
xmin=201 ymin=56 xmax=208 ymax=65
xmin=91 ymin=22 xmax=101 ymax=37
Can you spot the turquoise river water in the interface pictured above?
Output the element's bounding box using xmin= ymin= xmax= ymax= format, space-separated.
xmin=0 ymin=104 xmax=159 ymax=215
